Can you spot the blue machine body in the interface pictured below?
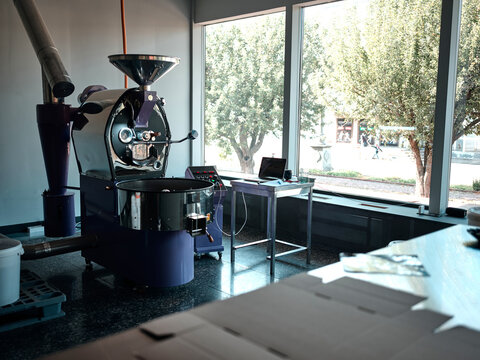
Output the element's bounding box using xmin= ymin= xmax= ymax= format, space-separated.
xmin=80 ymin=175 xmax=195 ymax=287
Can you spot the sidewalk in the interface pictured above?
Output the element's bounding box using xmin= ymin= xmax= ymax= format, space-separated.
xmin=311 ymin=175 xmax=480 ymax=208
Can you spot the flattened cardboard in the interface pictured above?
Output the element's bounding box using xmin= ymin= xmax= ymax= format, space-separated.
xmin=331 ymin=277 xmax=425 ymax=306
xmin=42 ymin=328 xmax=155 ymax=360
xmin=136 ymin=323 xmax=284 ymax=360
xmin=281 ymin=273 xmax=323 ymax=291
xmin=311 ymin=281 xmax=418 ymax=317
xmin=181 ymin=323 xmax=282 ymax=360
xmin=193 ymin=283 xmax=387 ymax=360
xmin=390 ymin=326 xmax=480 ymax=360
xmin=44 ymin=274 xmax=478 ymax=360
xmin=329 ymin=309 xmax=451 ymax=360
xmin=434 ymin=326 xmax=480 ymax=348
xmin=140 ymin=312 xmax=205 ymax=339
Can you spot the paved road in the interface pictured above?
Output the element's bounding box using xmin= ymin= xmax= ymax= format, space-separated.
xmin=327 ymin=145 xmax=479 ymax=187
xmin=312 ymin=174 xmax=480 ymax=208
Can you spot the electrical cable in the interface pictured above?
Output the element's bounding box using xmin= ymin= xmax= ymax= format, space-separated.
xmin=120 ymin=0 xmax=128 ymax=88
xmin=215 ymin=189 xmax=248 ymax=236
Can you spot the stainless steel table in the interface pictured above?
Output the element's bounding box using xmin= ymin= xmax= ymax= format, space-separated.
xmin=309 ymin=224 xmax=480 ymax=332
xmin=230 ymin=180 xmax=314 ymax=276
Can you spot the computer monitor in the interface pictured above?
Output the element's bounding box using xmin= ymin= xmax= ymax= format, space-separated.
xmin=258 ymin=157 xmax=287 ymax=180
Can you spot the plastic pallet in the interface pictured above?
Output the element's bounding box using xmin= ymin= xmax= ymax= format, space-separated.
xmin=0 ymin=270 xmax=66 ymax=332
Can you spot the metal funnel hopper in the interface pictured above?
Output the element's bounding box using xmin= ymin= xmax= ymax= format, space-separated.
xmin=108 ymin=54 xmax=180 ymax=88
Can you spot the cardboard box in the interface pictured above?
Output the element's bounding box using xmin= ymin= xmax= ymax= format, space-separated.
xmin=43 ymin=275 xmax=480 ymax=360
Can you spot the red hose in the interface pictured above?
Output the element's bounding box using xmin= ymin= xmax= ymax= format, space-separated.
xmin=121 ymin=0 xmax=128 ymax=88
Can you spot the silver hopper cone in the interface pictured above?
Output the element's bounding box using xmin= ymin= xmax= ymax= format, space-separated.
xmin=108 ymin=54 xmax=180 ymax=88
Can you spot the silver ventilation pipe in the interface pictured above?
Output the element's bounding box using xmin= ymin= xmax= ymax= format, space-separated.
xmin=21 ymin=234 xmax=98 ymax=260
xmin=13 ymin=0 xmax=74 ymax=102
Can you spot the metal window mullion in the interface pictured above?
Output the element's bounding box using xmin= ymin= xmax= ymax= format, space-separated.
xmin=429 ymin=0 xmax=462 ymax=215
xmin=282 ymin=5 xmax=304 ymax=174
xmin=191 ymin=23 xmax=206 ymax=166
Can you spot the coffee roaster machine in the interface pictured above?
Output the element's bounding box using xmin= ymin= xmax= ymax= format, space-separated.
xmin=14 ymin=0 xmax=215 ymax=287
xmin=74 ymin=56 xmax=214 ymax=287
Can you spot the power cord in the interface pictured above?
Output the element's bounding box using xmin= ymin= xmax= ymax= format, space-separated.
xmin=215 ymin=189 xmax=248 ymax=236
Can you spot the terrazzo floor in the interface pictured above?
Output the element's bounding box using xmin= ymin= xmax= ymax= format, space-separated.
xmin=0 ymin=227 xmax=339 ymax=359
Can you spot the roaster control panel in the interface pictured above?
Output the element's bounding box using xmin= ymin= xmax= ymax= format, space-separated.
xmin=185 ymin=166 xmax=225 ymax=192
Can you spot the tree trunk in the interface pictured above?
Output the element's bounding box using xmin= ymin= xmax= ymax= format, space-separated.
xmin=229 ymin=130 xmax=266 ymax=174
xmin=239 ymin=153 xmax=255 ymax=174
xmin=407 ymin=135 xmax=432 ymax=198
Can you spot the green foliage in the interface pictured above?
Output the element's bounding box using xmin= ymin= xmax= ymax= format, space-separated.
xmin=303 ymin=0 xmax=480 ymax=196
xmin=205 ymin=13 xmax=323 ymax=173
xmin=370 ymin=177 xmax=416 ymax=185
xmin=301 ymin=21 xmax=328 ymax=133
xmin=308 ymin=169 xmax=416 ymax=184
xmin=473 ymin=179 xmax=480 ymax=191
xmin=453 ymin=0 xmax=480 ymax=140
xmin=451 ymin=184 xmax=473 ymax=191
xmin=205 ymin=14 xmax=286 ymax=173
xmin=320 ymin=0 xmax=441 ymax=143
xmin=205 ymin=1 xmax=480 ymax=182
xmin=308 ymin=169 xmax=362 ymax=178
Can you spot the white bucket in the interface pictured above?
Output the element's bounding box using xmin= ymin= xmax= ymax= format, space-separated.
xmin=0 ymin=236 xmax=24 ymax=306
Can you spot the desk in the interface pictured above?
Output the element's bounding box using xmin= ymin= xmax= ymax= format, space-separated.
xmin=230 ymin=180 xmax=314 ymax=276
xmin=309 ymin=224 xmax=480 ymax=332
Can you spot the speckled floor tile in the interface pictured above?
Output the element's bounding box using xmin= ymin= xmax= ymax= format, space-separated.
xmin=0 ymin=226 xmax=339 ymax=359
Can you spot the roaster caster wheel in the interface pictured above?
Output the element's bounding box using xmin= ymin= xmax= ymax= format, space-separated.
xmin=195 ymin=253 xmax=202 ymax=260
xmin=218 ymin=252 xmax=222 ymax=260
xmin=85 ymin=259 xmax=93 ymax=271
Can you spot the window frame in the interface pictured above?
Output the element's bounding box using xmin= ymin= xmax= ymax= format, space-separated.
xmin=192 ymin=0 xmax=463 ymax=216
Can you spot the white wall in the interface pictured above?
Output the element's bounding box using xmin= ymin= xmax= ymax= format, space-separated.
xmin=0 ymin=0 xmax=191 ymax=227
xmin=194 ymin=0 xmax=283 ymax=23
xmin=194 ymin=0 xmax=332 ymax=23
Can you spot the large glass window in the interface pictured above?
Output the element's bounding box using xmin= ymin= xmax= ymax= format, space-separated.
xmin=204 ymin=13 xmax=285 ymax=174
xmin=449 ymin=0 xmax=480 ymax=209
xmin=299 ymin=0 xmax=442 ymax=204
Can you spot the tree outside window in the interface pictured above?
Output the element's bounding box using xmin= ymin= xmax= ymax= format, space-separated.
xmin=300 ymin=0 xmax=480 ymax=207
xmin=204 ymin=12 xmax=321 ymax=174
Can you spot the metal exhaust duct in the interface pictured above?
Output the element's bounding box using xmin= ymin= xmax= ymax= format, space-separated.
xmin=13 ymin=0 xmax=74 ymax=101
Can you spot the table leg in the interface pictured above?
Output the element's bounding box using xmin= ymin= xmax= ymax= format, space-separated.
xmin=266 ymin=197 xmax=271 ymax=254
xmin=231 ymin=190 xmax=236 ymax=263
xmin=307 ymin=188 xmax=312 ymax=265
xmin=269 ymin=195 xmax=277 ymax=276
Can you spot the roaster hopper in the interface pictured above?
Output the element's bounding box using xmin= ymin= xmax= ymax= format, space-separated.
xmin=72 ymin=55 xmax=213 ymax=287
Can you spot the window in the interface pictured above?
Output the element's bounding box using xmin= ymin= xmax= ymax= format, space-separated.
xmin=204 ymin=13 xmax=285 ymax=175
xmin=299 ymin=0 xmax=442 ymax=204
xmin=448 ymin=0 xmax=480 ymax=209
xmin=196 ymin=0 xmax=466 ymax=214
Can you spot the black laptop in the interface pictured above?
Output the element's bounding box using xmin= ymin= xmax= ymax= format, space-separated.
xmin=244 ymin=157 xmax=287 ymax=183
